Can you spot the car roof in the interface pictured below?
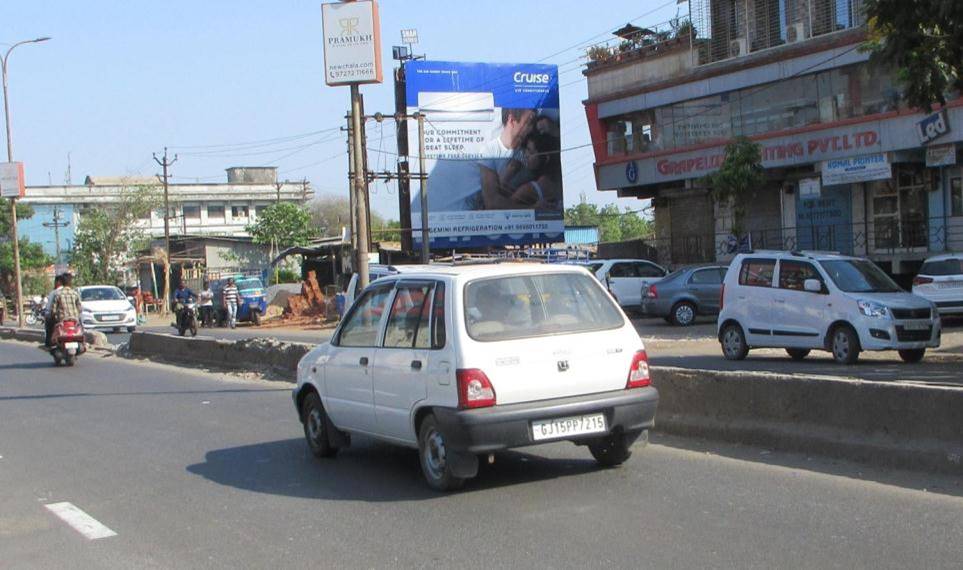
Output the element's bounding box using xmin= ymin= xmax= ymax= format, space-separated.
xmin=735 ymin=250 xmax=860 ymax=262
xmin=78 ymin=285 xmax=120 ymax=290
xmin=375 ymin=262 xmax=592 ymax=282
xmin=922 ymin=253 xmax=963 ymax=263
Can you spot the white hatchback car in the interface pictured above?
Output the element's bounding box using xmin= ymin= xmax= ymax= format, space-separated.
xmin=578 ymin=259 xmax=667 ymax=311
xmin=912 ymin=254 xmax=963 ymax=316
xmin=718 ymin=251 xmax=941 ymax=364
xmin=78 ymin=285 xmax=138 ymax=333
xmin=293 ymin=263 xmax=659 ymax=490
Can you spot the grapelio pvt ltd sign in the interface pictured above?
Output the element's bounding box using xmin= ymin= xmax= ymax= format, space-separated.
xmin=321 ymin=0 xmax=383 ymax=86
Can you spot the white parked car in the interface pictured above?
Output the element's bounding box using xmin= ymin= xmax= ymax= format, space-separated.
xmin=578 ymin=259 xmax=667 ymax=311
xmin=912 ymin=254 xmax=963 ymax=316
xmin=718 ymin=251 xmax=941 ymax=364
xmin=78 ymin=286 xmax=138 ymax=333
xmin=294 ymin=263 xmax=659 ymax=490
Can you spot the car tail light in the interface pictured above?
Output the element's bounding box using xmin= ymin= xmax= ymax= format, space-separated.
xmin=457 ymin=369 xmax=497 ymax=409
xmin=719 ymin=283 xmax=725 ymax=310
xmin=913 ymin=276 xmax=933 ymax=286
xmin=626 ymin=350 xmax=651 ymax=389
xmin=645 ymin=285 xmax=658 ymax=299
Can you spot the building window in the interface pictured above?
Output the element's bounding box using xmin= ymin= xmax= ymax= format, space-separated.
xmin=231 ymin=205 xmax=249 ymax=219
xmin=183 ymin=204 xmax=200 ymax=222
xmin=208 ymin=205 xmax=225 ymax=223
xmin=952 ymin=177 xmax=963 ymax=217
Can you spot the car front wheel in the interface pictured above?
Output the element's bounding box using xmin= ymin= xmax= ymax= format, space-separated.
xmin=418 ymin=414 xmax=465 ymax=492
xmin=301 ymin=392 xmax=337 ymax=458
xmin=898 ymin=348 xmax=925 ymax=363
xmin=831 ymin=326 xmax=860 ymax=365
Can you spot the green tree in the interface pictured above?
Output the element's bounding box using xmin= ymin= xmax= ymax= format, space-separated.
xmin=246 ymin=202 xmax=317 ymax=248
xmin=1 ymin=202 xmax=52 ymax=297
xmin=70 ymin=185 xmax=159 ymax=285
xmin=863 ymin=0 xmax=963 ymax=112
xmin=702 ymin=136 xmax=764 ymax=237
xmin=565 ymin=199 xmax=652 ymax=243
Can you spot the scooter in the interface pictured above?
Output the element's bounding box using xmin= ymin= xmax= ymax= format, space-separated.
xmin=50 ymin=318 xmax=86 ymax=367
xmin=175 ymin=300 xmax=199 ymax=337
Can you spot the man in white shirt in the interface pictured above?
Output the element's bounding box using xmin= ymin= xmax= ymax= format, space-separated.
xmin=412 ymin=108 xmax=536 ymax=214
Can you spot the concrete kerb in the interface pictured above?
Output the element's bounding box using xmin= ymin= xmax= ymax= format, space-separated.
xmin=121 ymin=332 xmax=963 ymax=475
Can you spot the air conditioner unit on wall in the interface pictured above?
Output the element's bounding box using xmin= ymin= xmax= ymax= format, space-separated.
xmin=786 ymin=22 xmax=806 ymax=43
xmin=729 ymin=38 xmax=747 ymax=58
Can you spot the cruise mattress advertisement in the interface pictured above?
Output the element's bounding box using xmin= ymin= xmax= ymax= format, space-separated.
xmin=406 ymin=60 xmax=564 ymax=248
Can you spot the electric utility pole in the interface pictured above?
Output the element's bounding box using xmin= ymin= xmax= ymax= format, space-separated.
xmin=153 ymin=148 xmax=177 ymax=315
xmin=42 ymin=206 xmax=70 ymax=267
xmin=350 ymin=85 xmax=370 ymax=291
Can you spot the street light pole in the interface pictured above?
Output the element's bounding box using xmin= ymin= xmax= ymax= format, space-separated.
xmin=2 ymin=37 xmax=51 ymax=328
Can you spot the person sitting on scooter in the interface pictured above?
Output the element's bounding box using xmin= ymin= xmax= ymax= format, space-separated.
xmin=44 ymin=275 xmax=64 ymax=348
xmin=173 ymin=282 xmax=195 ymax=326
xmin=52 ymin=273 xmax=82 ymax=330
xmin=198 ymin=281 xmax=214 ymax=327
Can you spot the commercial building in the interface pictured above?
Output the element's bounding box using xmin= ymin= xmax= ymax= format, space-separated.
xmin=18 ymin=167 xmax=313 ymax=263
xmin=583 ymin=0 xmax=963 ymax=278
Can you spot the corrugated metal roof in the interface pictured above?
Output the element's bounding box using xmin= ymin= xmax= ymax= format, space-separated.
xmin=564 ymin=225 xmax=600 ymax=245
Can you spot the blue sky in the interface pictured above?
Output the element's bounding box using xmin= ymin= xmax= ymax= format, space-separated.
xmin=2 ymin=0 xmax=681 ymax=219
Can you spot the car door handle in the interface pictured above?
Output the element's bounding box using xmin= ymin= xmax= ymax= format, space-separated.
xmin=359 ymin=357 xmax=368 ymax=367
xmin=411 ymin=360 xmax=423 ymax=371
xmin=311 ymin=366 xmax=317 ymax=374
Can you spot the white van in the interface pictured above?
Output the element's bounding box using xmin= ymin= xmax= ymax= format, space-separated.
xmin=294 ymin=263 xmax=659 ymax=490
xmin=718 ymin=251 xmax=941 ymax=364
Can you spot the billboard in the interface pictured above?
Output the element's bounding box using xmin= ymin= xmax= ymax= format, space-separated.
xmin=321 ymin=0 xmax=383 ymax=86
xmin=0 ymin=162 xmax=25 ymax=198
xmin=406 ymin=60 xmax=564 ymax=248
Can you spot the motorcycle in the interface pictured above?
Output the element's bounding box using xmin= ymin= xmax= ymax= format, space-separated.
xmin=25 ymin=302 xmax=44 ymax=326
xmin=50 ymin=318 xmax=86 ymax=366
xmin=174 ymin=299 xmax=199 ymax=337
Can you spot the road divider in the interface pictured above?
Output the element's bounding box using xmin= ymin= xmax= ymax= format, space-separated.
xmin=0 ymin=327 xmax=113 ymax=351
xmin=121 ymin=332 xmax=963 ymax=475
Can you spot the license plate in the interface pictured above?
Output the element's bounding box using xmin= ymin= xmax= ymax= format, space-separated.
xmin=65 ymin=342 xmax=79 ymax=349
xmin=531 ymin=413 xmax=606 ymax=441
xmin=938 ymin=281 xmax=963 ymax=289
xmin=903 ymin=321 xmax=930 ymax=331
xmin=100 ymin=315 xmax=120 ymax=321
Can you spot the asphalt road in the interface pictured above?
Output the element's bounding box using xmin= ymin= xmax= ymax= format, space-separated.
xmin=2 ymin=340 xmax=962 ymax=568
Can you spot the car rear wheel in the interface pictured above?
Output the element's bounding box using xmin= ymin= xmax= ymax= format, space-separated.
xmin=721 ymin=323 xmax=749 ymax=361
xmin=418 ymin=414 xmax=465 ymax=492
xmin=670 ymin=302 xmax=696 ymax=326
xmin=786 ymin=348 xmax=811 ymax=361
xmin=301 ymin=392 xmax=337 ymax=458
xmin=589 ymin=434 xmax=634 ymax=467
xmin=898 ymin=348 xmax=925 ymax=363
xmin=831 ymin=326 xmax=860 ymax=365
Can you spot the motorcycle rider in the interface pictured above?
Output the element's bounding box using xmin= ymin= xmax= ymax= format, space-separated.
xmin=51 ymin=273 xmax=82 ymax=334
xmin=44 ymin=275 xmax=65 ymax=348
xmin=173 ymin=282 xmax=195 ymax=329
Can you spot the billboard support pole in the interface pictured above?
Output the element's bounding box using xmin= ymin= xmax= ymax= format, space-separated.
xmin=416 ymin=112 xmax=429 ymax=263
xmin=394 ymin=65 xmax=413 ymax=253
xmin=351 ymin=84 xmax=370 ymax=290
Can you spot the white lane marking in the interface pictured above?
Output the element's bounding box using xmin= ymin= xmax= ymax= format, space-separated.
xmin=44 ymin=502 xmax=117 ymax=540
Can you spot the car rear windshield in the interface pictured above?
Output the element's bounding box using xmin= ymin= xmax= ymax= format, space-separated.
xmin=821 ymin=259 xmax=902 ymax=293
xmin=81 ymin=287 xmax=125 ymax=302
xmin=464 ymin=272 xmax=624 ymax=342
xmin=920 ymin=259 xmax=963 ymax=276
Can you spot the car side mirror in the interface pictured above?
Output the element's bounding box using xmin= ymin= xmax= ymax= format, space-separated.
xmin=803 ymin=279 xmax=822 ymax=293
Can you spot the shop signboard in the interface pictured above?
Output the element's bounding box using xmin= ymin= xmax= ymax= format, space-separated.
xmin=916 ymin=109 xmax=950 ymax=145
xmin=405 ymin=60 xmax=563 ymax=247
xmin=925 ymin=143 xmax=957 ymax=167
xmin=0 ymin=162 xmax=25 ymax=198
xmin=321 ymin=0 xmax=382 ymax=86
xmin=821 ymin=153 xmax=891 ymax=186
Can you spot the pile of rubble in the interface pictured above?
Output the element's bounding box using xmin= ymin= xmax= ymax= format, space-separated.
xmin=278 ymin=271 xmax=339 ymax=325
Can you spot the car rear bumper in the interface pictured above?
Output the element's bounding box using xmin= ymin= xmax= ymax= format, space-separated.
xmin=432 ymin=387 xmax=659 ymax=454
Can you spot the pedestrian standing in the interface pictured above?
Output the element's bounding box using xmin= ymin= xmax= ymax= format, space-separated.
xmin=223 ymin=278 xmax=239 ymax=329
xmin=199 ymin=281 xmax=214 ymax=327
xmin=0 ymin=289 xmax=7 ymax=325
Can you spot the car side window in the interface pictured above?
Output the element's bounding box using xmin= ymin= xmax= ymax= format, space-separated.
xmin=636 ymin=262 xmax=665 ymax=278
xmin=609 ymin=263 xmax=636 ymax=278
xmin=337 ymin=285 xmax=392 ymax=347
xmin=778 ymin=260 xmax=823 ymax=292
xmin=738 ymin=259 xmax=776 ymax=287
xmin=690 ymin=268 xmax=722 ymax=285
xmin=429 ymin=282 xmax=446 ymax=349
xmin=384 ymin=284 xmax=432 ymax=349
